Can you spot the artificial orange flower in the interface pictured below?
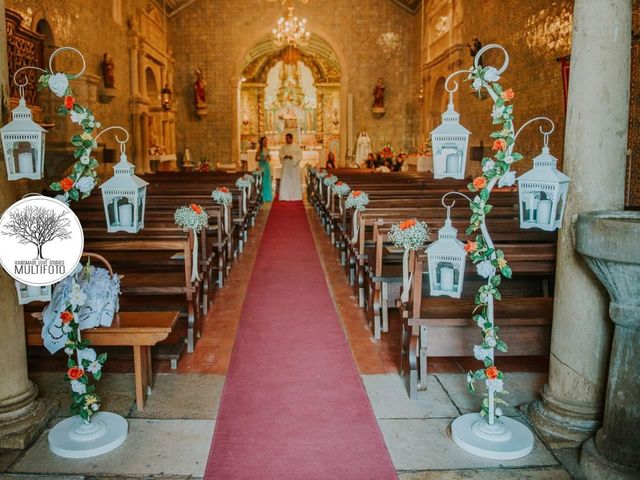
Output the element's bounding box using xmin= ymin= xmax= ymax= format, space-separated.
xmin=60 ymin=177 xmax=74 ymax=192
xmin=485 ymin=366 xmax=499 ymax=380
xmin=492 ymin=139 xmax=507 ymax=151
xmin=219 ymin=187 xmax=229 ymax=193
xmin=336 ymin=181 xmax=343 ymax=186
xmin=464 ymin=241 xmax=478 ymax=253
xmin=472 ymin=176 xmax=487 ymax=190
xmin=67 ymin=366 xmax=84 ymax=381
xmin=501 ymin=88 xmax=514 ymax=101
xmin=399 ymin=219 xmax=417 ymax=230
xmin=190 ymin=203 xmax=203 ymax=214
xmin=64 ymin=96 xmax=75 ymax=110
xmin=60 ymin=311 xmax=74 ymax=324
xmin=352 ymin=190 xmax=362 ymax=197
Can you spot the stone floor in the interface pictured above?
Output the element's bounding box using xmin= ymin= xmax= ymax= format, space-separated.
xmin=2 ymin=200 xmax=578 ymax=479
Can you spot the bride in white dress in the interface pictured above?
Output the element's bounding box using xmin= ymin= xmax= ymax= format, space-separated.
xmin=278 ymin=133 xmax=303 ymax=201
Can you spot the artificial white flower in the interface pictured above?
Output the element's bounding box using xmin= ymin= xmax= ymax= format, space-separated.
xmin=495 ymin=407 xmax=504 ymax=416
xmin=62 ymin=324 xmax=72 ymax=333
xmin=472 ymin=77 xmax=483 ymax=91
xmin=482 ymin=160 xmax=495 ymax=173
xmin=476 ymin=317 xmax=485 ymax=328
xmin=91 ymin=403 xmax=99 ymax=411
xmin=69 ymin=284 xmax=87 ymax=309
xmin=64 ymin=347 xmax=74 ymax=355
xmin=486 ymin=378 xmax=504 ymax=393
xmin=55 ymin=193 xmax=69 ymax=204
xmin=70 ymin=380 xmax=86 ymax=394
xmin=491 ymin=104 xmax=505 ymax=121
xmin=484 ymin=67 xmax=501 ymax=82
xmin=70 ymin=109 xmax=87 ymax=124
xmin=476 ymin=260 xmax=496 ymax=279
xmin=466 ymin=372 xmax=473 ymax=384
xmin=78 ymin=348 xmax=96 ymax=364
xmin=480 ymin=292 xmax=492 ymax=304
xmin=485 ymin=335 xmax=497 ymax=348
xmin=48 ymin=73 xmax=69 ymax=97
xmin=75 ymin=176 xmax=96 ymax=194
xmin=87 ymin=360 xmax=102 ymax=375
xmin=498 ymin=170 xmax=516 ymax=188
xmin=504 ymin=155 xmax=515 ymax=164
xmin=95 ymin=122 xmax=102 ymax=129
xmin=80 ymin=155 xmax=90 ymax=165
xmin=473 ymin=345 xmax=490 ymax=361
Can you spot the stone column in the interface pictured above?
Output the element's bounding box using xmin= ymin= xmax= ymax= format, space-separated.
xmin=528 ymin=0 xmax=632 ymax=447
xmin=140 ymin=113 xmax=151 ymax=173
xmin=0 ymin=1 xmax=56 ymax=449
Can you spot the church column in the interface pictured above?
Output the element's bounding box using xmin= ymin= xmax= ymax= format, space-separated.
xmin=140 ymin=113 xmax=151 ymax=173
xmin=0 ymin=1 xmax=55 ymax=449
xmin=528 ymin=0 xmax=632 ymax=447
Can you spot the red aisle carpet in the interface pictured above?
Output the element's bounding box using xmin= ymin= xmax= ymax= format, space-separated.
xmin=205 ymin=201 xmax=397 ymax=479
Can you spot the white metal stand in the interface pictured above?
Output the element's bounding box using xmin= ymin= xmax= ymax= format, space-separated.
xmin=451 ymin=413 xmax=534 ymax=460
xmin=48 ymin=412 xmax=128 ymax=458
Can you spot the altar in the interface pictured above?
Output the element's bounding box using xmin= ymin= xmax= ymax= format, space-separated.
xmin=247 ymin=147 xmax=321 ymax=179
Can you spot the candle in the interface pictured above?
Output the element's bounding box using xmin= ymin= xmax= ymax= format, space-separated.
xmin=523 ymin=194 xmax=537 ymax=222
xmin=537 ymin=199 xmax=552 ymax=225
xmin=445 ymin=152 xmax=459 ymax=174
xmin=118 ymin=203 xmax=134 ymax=227
xmin=440 ymin=266 xmax=455 ymax=291
xmin=18 ymin=152 xmax=34 ymax=174
xmin=26 ymin=285 xmax=42 ymax=297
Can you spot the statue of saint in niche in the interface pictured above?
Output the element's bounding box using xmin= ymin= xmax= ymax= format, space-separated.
xmin=194 ymin=68 xmax=207 ymax=109
xmin=103 ymin=53 xmax=115 ymax=89
xmin=373 ymin=77 xmax=385 ymax=111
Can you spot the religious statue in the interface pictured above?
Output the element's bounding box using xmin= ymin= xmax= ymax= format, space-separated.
xmin=103 ymin=53 xmax=115 ymax=89
xmin=194 ymin=68 xmax=208 ymax=116
xmin=372 ymin=77 xmax=385 ymax=115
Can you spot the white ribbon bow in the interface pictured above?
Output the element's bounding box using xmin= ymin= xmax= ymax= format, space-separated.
xmin=190 ymin=230 xmax=200 ymax=283
xmin=400 ymin=249 xmax=413 ymax=304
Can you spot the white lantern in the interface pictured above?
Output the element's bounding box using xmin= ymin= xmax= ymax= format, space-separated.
xmin=430 ymin=100 xmax=470 ymax=180
xmin=1 ymin=98 xmax=47 ymax=181
xmin=15 ymin=281 xmax=52 ymax=305
xmin=426 ymin=212 xmax=467 ymax=298
xmin=100 ymin=153 xmax=148 ymax=233
xmin=517 ymin=145 xmax=570 ymax=232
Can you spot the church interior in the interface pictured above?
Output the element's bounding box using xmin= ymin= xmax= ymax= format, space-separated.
xmin=0 ymin=0 xmax=638 ymax=479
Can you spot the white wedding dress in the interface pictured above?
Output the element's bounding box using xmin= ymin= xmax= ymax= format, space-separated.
xmin=279 ymin=143 xmax=303 ymax=201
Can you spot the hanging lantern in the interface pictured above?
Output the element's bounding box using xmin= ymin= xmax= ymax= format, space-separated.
xmin=517 ymin=144 xmax=570 ymax=232
xmin=100 ymin=152 xmax=148 ymax=233
xmin=15 ymin=281 xmax=52 ymax=305
xmin=161 ymin=84 xmax=173 ymax=111
xmin=426 ymin=210 xmax=467 ymax=298
xmin=1 ymin=97 xmax=47 ymax=181
xmin=430 ymin=100 xmax=470 ymax=180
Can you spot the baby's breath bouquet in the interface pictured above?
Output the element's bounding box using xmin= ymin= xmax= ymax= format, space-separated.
xmin=174 ymin=204 xmax=209 ymax=233
xmin=243 ymin=173 xmax=255 ymax=184
xmin=323 ymin=174 xmax=338 ymax=187
xmin=345 ymin=190 xmax=369 ymax=211
xmin=236 ymin=177 xmax=252 ymax=189
xmin=212 ymin=187 xmax=233 ymax=205
xmin=388 ymin=219 xmax=429 ymax=251
xmin=317 ymin=169 xmax=328 ymax=179
xmin=333 ymin=181 xmax=351 ymax=197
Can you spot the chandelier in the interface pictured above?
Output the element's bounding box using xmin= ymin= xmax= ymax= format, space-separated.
xmin=272 ymin=6 xmax=311 ymax=48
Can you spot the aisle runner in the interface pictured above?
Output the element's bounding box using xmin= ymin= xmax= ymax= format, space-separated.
xmin=205 ymin=201 xmax=397 ymax=479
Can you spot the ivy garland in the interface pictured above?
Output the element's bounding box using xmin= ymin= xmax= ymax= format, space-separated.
xmin=463 ymin=64 xmax=521 ymax=418
xmin=37 ymin=73 xmax=101 ymax=203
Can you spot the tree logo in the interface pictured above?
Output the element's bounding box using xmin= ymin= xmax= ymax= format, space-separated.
xmin=0 ymin=196 xmax=84 ymax=286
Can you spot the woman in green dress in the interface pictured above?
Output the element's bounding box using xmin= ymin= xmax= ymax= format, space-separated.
xmin=256 ymin=136 xmax=273 ymax=202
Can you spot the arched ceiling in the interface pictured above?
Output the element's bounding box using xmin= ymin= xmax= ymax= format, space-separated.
xmin=241 ymin=34 xmax=341 ymax=83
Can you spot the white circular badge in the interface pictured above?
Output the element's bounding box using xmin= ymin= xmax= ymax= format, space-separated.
xmin=0 ymin=195 xmax=84 ymax=286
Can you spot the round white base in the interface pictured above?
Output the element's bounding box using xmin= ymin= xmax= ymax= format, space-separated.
xmin=451 ymin=413 xmax=534 ymax=460
xmin=48 ymin=412 xmax=128 ymax=459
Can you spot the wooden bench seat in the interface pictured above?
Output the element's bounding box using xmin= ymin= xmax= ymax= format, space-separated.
xmin=26 ymin=311 xmax=179 ymax=411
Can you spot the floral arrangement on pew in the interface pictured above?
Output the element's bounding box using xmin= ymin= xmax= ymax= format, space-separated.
xmin=316 ymin=169 xmax=328 ymax=179
xmin=212 ymin=187 xmax=233 ymax=236
xmin=175 ymin=204 xmax=209 ymax=283
xmin=36 ymin=59 xmax=102 ymax=203
xmin=388 ymin=219 xmax=430 ymax=303
xmin=252 ymin=169 xmax=262 ymax=177
xmin=322 ymin=174 xmax=339 ymax=208
xmin=332 ymin=181 xmax=350 ymax=197
xmin=236 ymin=176 xmax=252 ymax=189
xmin=243 ymin=173 xmax=256 ymax=184
xmin=345 ymin=190 xmax=370 ymax=244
